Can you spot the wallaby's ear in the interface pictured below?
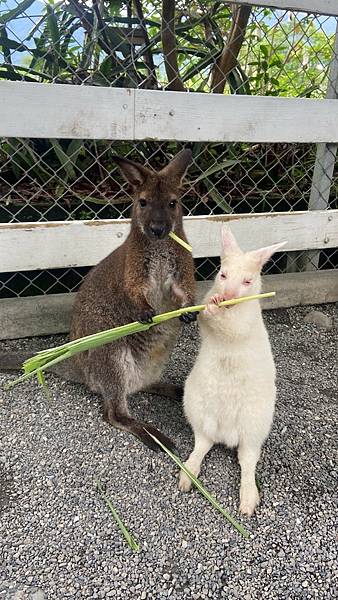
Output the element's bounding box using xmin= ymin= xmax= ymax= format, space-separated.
xmin=112 ymin=156 xmax=150 ymax=188
xmin=249 ymin=241 xmax=287 ymax=266
xmin=160 ymin=149 xmax=193 ymax=182
xmin=221 ymin=226 xmax=241 ymax=255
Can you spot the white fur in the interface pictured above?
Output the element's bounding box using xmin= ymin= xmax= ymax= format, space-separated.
xmin=178 ymin=228 xmax=284 ymax=516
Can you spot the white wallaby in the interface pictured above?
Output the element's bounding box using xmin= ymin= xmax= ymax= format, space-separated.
xmin=178 ymin=226 xmax=286 ymax=516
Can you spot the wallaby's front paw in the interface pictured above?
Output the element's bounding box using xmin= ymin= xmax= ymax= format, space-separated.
xmin=239 ymin=486 xmax=260 ymax=517
xmin=138 ymin=307 xmax=156 ymax=324
xmin=178 ymin=470 xmax=193 ymax=492
xmin=205 ymin=294 xmax=224 ymax=316
xmin=211 ymin=293 xmax=224 ymax=305
xmin=179 ymin=311 xmax=197 ymax=324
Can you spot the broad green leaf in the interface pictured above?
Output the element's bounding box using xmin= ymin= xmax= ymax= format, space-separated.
xmin=182 ymin=53 xmax=218 ymax=83
xmin=46 ymin=5 xmax=60 ymax=50
xmin=259 ymin=44 xmax=269 ymax=58
xmin=67 ymin=139 xmax=83 ymax=159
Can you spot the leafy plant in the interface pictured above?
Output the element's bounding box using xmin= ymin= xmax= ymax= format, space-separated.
xmin=0 ymin=1 xmax=335 ymax=218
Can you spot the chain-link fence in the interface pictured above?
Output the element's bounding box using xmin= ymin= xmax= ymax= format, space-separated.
xmin=0 ymin=1 xmax=337 ymax=299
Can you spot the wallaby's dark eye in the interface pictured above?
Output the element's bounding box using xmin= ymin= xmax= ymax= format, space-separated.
xmin=139 ymin=199 xmax=147 ymax=208
xmin=169 ymin=200 xmax=177 ymax=209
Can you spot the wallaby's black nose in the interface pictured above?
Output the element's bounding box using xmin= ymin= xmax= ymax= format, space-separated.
xmin=150 ymin=224 xmax=165 ymax=238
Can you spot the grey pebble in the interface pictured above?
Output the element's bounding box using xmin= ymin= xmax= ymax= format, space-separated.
xmin=0 ymin=304 xmax=337 ymax=600
xmin=30 ymin=593 xmax=45 ymax=600
xmin=303 ymin=309 xmax=334 ymax=330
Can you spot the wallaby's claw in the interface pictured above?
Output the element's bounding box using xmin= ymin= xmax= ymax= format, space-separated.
xmin=179 ymin=311 xmax=197 ymax=324
xmin=210 ymin=293 xmax=224 ymax=305
xmin=138 ymin=308 xmax=156 ymax=324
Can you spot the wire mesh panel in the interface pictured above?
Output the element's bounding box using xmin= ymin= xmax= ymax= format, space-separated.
xmin=0 ymin=1 xmax=337 ymax=299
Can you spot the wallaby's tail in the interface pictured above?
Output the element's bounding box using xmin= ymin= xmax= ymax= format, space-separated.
xmin=104 ymin=406 xmax=176 ymax=453
xmin=124 ymin=417 xmax=177 ymax=453
xmin=0 ymin=351 xmax=83 ymax=384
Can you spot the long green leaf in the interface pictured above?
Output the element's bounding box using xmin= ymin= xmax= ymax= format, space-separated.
xmin=5 ymin=292 xmax=276 ymax=390
xmin=193 ymin=160 xmax=238 ymax=183
xmin=96 ymin=479 xmax=140 ymax=552
xmin=0 ymin=67 xmax=38 ymax=82
xmin=46 ymin=5 xmax=60 ymax=51
xmin=146 ymin=432 xmax=250 ymax=538
xmin=168 ymin=232 xmax=192 ymax=252
xmin=0 ymin=25 xmax=12 ymax=65
xmin=0 ymin=0 xmax=35 ymax=25
xmin=51 ymin=141 xmax=77 ymax=181
xmin=182 ymin=52 xmax=218 ymax=83
xmin=204 ymin=180 xmax=232 ymax=213
xmin=0 ymin=35 xmax=28 ymax=52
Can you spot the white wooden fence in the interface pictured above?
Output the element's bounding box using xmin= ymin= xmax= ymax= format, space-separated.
xmin=0 ymin=0 xmax=338 ymax=339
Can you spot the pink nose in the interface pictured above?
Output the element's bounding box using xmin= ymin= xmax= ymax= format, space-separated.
xmin=222 ymin=290 xmax=237 ymax=300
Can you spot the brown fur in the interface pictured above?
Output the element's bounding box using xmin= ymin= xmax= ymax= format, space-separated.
xmin=69 ymin=150 xmax=195 ymax=451
xmin=0 ymin=151 xmax=195 ymax=451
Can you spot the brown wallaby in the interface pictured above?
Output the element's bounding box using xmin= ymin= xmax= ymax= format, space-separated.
xmin=1 ymin=149 xmax=196 ymax=451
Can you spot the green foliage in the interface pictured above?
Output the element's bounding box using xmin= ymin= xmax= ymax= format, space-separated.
xmin=0 ymin=1 xmax=333 ymax=92
xmin=0 ymin=2 xmax=335 ymax=217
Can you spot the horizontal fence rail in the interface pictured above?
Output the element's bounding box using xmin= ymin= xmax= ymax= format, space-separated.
xmin=1 ymin=211 xmax=337 ymax=272
xmin=227 ymin=1 xmax=338 ymax=17
xmin=1 ymin=270 xmax=337 ymax=341
xmin=1 ymin=82 xmax=338 ymax=143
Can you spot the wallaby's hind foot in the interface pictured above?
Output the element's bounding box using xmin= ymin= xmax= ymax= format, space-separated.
xmin=239 ymin=485 xmax=260 ymax=517
xmin=103 ymin=400 xmax=177 ymax=453
xmin=143 ymin=382 xmax=183 ymax=402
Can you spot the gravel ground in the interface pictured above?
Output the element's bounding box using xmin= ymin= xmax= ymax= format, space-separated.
xmin=0 ymin=304 xmax=337 ymax=600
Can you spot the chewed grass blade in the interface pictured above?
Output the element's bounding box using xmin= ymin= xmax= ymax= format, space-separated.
xmin=169 ymin=231 xmax=193 ymax=252
xmin=5 ymin=291 xmax=275 ymax=390
xmin=146 ymin=430 xmax=250 ymax=539
xmin=95 ymin=478 xmax=140 ymax=552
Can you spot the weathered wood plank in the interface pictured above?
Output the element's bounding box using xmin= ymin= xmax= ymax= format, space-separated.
xmin=134 ymin=92 xmax=338 ymax=143
xmin=0 ymin=211 xmax=337 ymax=272
xmin=0 ymin=82 xmax=134 ymax=139
xmin=1 ymin=82 xmax=338 ymax=143
xmin=1 ymin=271 xmax=337 ymax=340
xmin=226 ymin=0 xmax=338 ymax=17
xmin=0 ymin=293 xmax=75 ymax=340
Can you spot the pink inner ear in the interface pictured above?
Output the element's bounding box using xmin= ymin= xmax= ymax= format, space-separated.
xmin=250 ymin=241 xmax=287 ymax=266
xmin=221 ymin=226 xmax=240 ymax=254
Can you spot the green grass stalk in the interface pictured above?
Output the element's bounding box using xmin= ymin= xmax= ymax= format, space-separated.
xmin=95 ymin=478 xmax=140 ymax=552
xmin=146 ymin=431 xmax=250 ymax=539
xmin=5 ymin=291 xmax=275 ymax=390
xmin=169 ymin=231 xmax=193 ymax=252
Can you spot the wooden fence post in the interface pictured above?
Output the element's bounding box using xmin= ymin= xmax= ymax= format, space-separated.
xmin=287 ymin=21 xmax=338 ymax=272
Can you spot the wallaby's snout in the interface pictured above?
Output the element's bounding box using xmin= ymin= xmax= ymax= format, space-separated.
xmin=144 ymin=200 xmax=175 ymax=240
xmin=149 ymin=222 xmax=166 ymax=239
